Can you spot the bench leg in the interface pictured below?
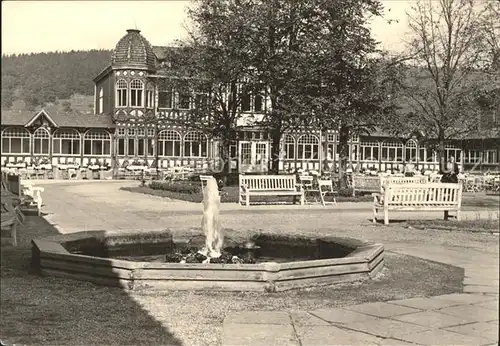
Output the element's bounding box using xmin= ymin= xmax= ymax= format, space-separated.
xmin=444 ymin=210 xmax=449 ymax=221
xmin=384 ymin=208 xmax=389 ymax=225
xmin=300 ymin=193 xmax=305 ymax=206
xmin=246 ymin=194 xmax=250 ymax=207
xmin=372 ymin=206 xmax=377 ymax=224
xmin=456 ymin=210 xmax=461 ymax=221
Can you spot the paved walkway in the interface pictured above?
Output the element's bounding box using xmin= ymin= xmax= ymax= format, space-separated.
xmin=36 ymin=181 xmax=499 ymax=346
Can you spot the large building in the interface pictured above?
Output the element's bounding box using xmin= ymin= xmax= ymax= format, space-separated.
xmin=1 ymin=29 xmax=499 ymax=174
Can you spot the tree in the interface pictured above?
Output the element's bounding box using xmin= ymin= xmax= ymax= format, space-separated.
xmin=285 ymin=0 xmax=400 ymax=186
xmin=394 ymin=0 xmax=493 ymax=170
xmin=166 ymin=0 xmax=262 ymax=175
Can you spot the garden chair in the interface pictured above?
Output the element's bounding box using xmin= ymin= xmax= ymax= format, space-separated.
xmin=318 ymin=179 xmax=337 ymax=206
xmin=299 ymin=175 xmax=317 ymax=203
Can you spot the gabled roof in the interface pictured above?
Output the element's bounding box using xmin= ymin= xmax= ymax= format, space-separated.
xmin=24 ymin=109 xmax=58 ymax=127
xmin=1 ymin=108 xmax=114 ymax=129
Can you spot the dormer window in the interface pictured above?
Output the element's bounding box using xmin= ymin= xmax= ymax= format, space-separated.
xmin=116 ymin=79 xmax=128 ymax=107
xmin=130 ymin=79 xmax=144 ymax=107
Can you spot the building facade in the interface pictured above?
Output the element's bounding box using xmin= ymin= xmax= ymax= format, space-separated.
xmin=1 ymin=29 xmax=499 ymax=174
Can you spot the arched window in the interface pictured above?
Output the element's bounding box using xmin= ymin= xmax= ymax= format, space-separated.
xmin=283 ymin=134 xmax=295 ymax=159
xmin=53 ymin=129 xmax=80 ymax=155
xmin=33 ymin=128 xmax=50 ymax=155
xmin=130 ymin=79 xmax=144 ymax=107
xmin=84 ymin=130 xmax=111 ymax=156
xmin=405 ymin=139 xmax=417 ymax=162
xmin=116 ymin=79 xmax=128 ymax=107
xmin=1 ymin=127 xmax=30 ymax=154
xmin=157 ymin=130 xmax=181 ymax=157
xmin=381 ymin=140 xmax=403 ymax=162
xmin=360 ymin=141 xmax=379 ymax=161
xmin=297 ymin=134 xmax=319 ymax=160
xmin=184 ymin=131 xmax=208 ymax=157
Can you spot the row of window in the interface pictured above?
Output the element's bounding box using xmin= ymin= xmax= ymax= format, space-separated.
xmin=0 ymin=128 xmax=209 ymax=158
xmin=112 ymin=79 xmax=268 ymax=112
xmin=1 ymin=128 xmax=111 ymax=156
xmin=116 ymin=131 xmax=208 ymax=158
xmin=281 ymin=135 xmax=498 ymax=163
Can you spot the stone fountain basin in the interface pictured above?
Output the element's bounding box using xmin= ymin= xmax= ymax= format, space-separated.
xmin=31 ymin=229 xmax=385 ymax=292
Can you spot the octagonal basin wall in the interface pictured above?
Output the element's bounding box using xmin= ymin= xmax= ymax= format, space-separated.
xmin=31 ymin=229 xmax=385 ymax=292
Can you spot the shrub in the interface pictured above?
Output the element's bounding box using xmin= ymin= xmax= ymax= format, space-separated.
xmin=148 ymin=181 xmax=200 ymax=194
xmin=337 ymin=188 xmax=354 ymax=197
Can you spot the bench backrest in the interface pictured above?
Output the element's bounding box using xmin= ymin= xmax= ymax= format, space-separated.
xmin=352 ymin=175 xmax=380 ymax=192
xmin=239 ymin=174 xmax=297 ymax=191
xmin=383 ymin=183 xmax=463 ymax=207
xmin=381 ymin=175 xmax=429 ymax=186
xmin=353 ymin=175 xmax=429 ymax=193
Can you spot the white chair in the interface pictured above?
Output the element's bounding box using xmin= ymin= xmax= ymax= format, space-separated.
xmin=318 ymin=179 xmax=337 ymax=206
xmin=299 ymin=175 xmax=317 ymax=203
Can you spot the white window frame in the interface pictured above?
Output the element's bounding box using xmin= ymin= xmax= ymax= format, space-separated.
xmin=1 ymin=127 xmax=31 ymax=154
xmin=157 ymin=130 xmax=181 ymax=157
xmin=116 ymin=79 xmax=128 ymax=107
xmin=183 ymin=131 xmax=208 ymax=158
xmin=283 ymin=134 xmax=295 ymax=160
xmin=83 ymin=130 xmax=111 ymax=156
xmin=33 ymin=128 xmax=50 ymax=155
xmin=52 ymin=129 xmax=81 ymax=156
xmin=130 ymin=79 xmax=144 ymax=108
xmin=297 ymin=134 xmax=319 ymax=160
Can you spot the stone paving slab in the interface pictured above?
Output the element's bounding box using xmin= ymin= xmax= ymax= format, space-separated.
xmin=289 ymin=311 xmax=330 ymax=326
xmin=430 ymin=293 xmax=497 ymax=305
xmin=464 ymin=284 xmax=500 ymax=294
xmin=445 ymin=321 xmax=499 ymax=341
xmin=388 ymin=297 xmax=463 ymax=310
xmin=221 ymin=323 xmax=299 ymax=346
xmin=399 ymin=328 xmax=493 ymax=346
xmin=310 ymin=308 xmax=379 ymax=324
xmin=436 ymin=304 xmax=499 ymax=323
xmin=344 ymin=301 xmax=421 ymax=318
xmin=294 ymin=325 xmax=383 ymax=346
xmin=473 ymin=299 xmax=499 ymax=311
xmin=391 ymin=310 xmax=475 ymax=329
xmin=345 ymin=318 xmax=429 ymax=339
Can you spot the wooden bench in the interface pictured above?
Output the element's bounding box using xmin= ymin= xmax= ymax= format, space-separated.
xmin=352 ymin=175 xmax=429 ymax=196
xmin=372 ymin=183 xmax=463 ymax=225
xmin=239 ymin=175 xmax=304 ymax=206
xmin=1 ymin=200 xmax=24 ymax=247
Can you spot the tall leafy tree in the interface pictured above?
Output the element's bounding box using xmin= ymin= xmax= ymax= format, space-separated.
xmin=166 ymin=0 xmax=262 ymax=175
xmin=391 ymin=0 xmax=494 ymax=169
xmin=286 ymin=0 xmax=400 ymax=185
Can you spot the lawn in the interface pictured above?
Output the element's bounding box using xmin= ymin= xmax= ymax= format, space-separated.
xmin=120 ymin=182 xmax=500 ymax=209
xmin=0 ymin=215 xmax=465 ymax=346
xmin=120 ymin=184 xmax=373 ymax=204
xmin=404 ymin=219 xmax=499 ymax=233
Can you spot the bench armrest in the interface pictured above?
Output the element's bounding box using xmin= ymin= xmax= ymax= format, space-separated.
xmin=240 ymin=183 xmax=249 ymax=193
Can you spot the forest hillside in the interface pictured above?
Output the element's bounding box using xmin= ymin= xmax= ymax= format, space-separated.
xmin=1 ymin=50 xmax=112 ymax=111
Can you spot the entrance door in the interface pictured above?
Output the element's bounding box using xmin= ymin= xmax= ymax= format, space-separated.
xmin=238 ymin=141 xmax=269 ymax=173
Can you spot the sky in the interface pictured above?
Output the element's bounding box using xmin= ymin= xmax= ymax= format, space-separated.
xmin=1 ymin=0 xmax=413 ymax=55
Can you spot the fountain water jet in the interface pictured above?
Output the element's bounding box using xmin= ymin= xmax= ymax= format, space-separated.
xmin=199 ymin=177 xmax=224 ymax=259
